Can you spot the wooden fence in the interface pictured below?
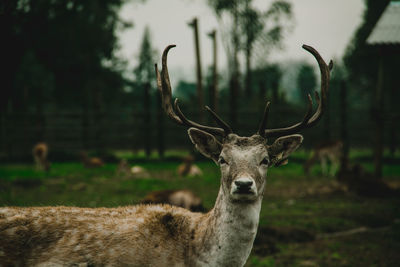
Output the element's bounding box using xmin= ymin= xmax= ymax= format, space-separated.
xmin=0 ymin=105 xmax=397 ymax=161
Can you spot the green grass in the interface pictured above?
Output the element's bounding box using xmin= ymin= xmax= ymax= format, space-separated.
xmin=1 ymin=150 xmax=399 ymax=266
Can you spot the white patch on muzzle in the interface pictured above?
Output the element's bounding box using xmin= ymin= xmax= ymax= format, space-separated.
xmin=230 ymin=176 xmax=257 ymax=200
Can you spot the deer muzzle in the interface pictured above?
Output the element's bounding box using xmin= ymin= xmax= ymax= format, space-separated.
xmin=231 ymin=176 xmax=257 ymax=200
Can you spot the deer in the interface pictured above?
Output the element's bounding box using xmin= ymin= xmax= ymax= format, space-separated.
xmin=116 ymin=159 xmax=151 ymax=178
xmin=141 ymin=189 xmax=206 ymax=212
xmin=177 ymin=154 xmax=203 ymax=177
xmin=0 ymin=44 xmax=332 ymax=266
xmin=303 ymin=140 xmax=343 ymax=176
xmin=32 ymin=142 xmax=50 ymax=172
xmin=79 ymin=151 xmax=104 ymax=168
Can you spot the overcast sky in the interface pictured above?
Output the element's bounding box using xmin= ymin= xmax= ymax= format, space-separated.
xmin=118 ymin=0 xmax=365 ymax=81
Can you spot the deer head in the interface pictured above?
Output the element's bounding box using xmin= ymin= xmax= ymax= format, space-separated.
xmin=155 ymin=45 xmax=332 ymax=203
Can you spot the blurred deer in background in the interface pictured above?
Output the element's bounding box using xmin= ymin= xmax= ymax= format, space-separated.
xmin=32 ymin=142 xmax=50 ymax=172
xmin=141 ymin=189 xmax=206 ymax=212
xmin=177 ymin=154 xmax=203 ymax=177
xmin=116 ymin=159 xmax=150 ymax=178
xmin=0 ymin=44 xmax=331 ymax=266
xmin=79 ymin=151 xmax=104 ymax=168
xmin=304 ymin=140 xmax=343 ymax=176
xmin=116 ymin=159 xmax=131 ymax=176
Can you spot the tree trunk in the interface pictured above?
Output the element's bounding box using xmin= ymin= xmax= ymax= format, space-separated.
xmin=374 ymin=51 xmax=384 ymax=179
xmin=323 ymin=83 xmax=331 ymax=140
xmin=208 ymin=30 xmax=218 ymax=113
xmin=156 ymin=92 xmax=165 ymax=158
xmin=340 ymin=80 xmax=349 ymax=172
xmin=389 ymin=83 xmax=396 ymax=156
xmin=189 ymin=18 xmax=204 ymax=122
xmin=245 ymin=45 xmax=252 ymax=98
xmin=144 ymin=82 xmax=151 ymax=158
xmin=230 ymin=5 xmax=240 ymax=130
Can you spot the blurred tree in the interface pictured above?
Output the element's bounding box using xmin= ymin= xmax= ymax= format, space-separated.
xmin=344 ymin=0 xmax=400 ymax=178
xmin=0 ymin=0 xmax=133 ymax=114
xmin=343 ymin=0 xmax=390 ymax=98
xmin=134 ymin=26 xmax=157 ymax=158
xmin=297 ymin=64 xmax=316 ymax=103
xmin=207 ymin=30 xmax=218 ymax=113
xmin=188 ymin=18 xmax=204 ymax=123
xmin=207 ymin=0 xmax=292 ymax=128
xmin=174 ymin=81 xmax=197 ymax=104
xmin=207 ymin=0 xmax=241 ymax=128
xmin=253 ymin=64 xmax=282 ymax=104
xmin=241 ymin=0 xmax=292 ymax=98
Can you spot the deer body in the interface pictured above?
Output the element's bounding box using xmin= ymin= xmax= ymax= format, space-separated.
xmin=177 ymin=155 xmax=203 ymax=177
xmin=80 ymin=152 xmax=104 ymax=168
xmin=0 ymin=134 xmax=290 ymax=266
xmin=141 ymin=189 xmax=205 ymax=212
xmin=0 ymin=195 xmax=258 ymax=266
xmin=304 ymin=140 xmax=343 ymax=176
xmin=1 ymin=44 xmax=331 ymax=266
xmin=1 ymin=205 xmax=196 ymax=266
xmin=32 ymin=142 xmax=50 ymax=172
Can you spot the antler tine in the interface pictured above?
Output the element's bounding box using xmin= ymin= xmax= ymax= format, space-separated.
xmin=155 ymin=45 xmax=229 ymax=137
xmin=205 ymin=106 xmax=233 ymax=134
xmin=155 ymin=44 xmax=182 ymax=125
xmin=264 ymin=45 xmax=332 ymax=138
xmin=258 ymin=101 xmax=271 ymax=137
xmin=173 ymin=99 xmax=225 ymax=136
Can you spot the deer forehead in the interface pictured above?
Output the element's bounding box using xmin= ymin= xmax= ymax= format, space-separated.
xmin=222 ymin=134 xmax=267 ymax=160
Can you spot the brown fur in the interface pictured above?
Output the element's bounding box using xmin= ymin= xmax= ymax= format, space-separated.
xmin=141 ymin=190 xmax=206 ymax=212
xmin=32 ymin=142 xmax=50 ymax=172
xmin=1 ymin=133 xmax=302 ymax=266
xmin=79 ymin=151 xmax=104 ymax=168
xmin=0 ymin=205 xmax=204 ymax=266
xmin=177 ymin=155 xmax=203 ymax=177
xmin=116 ymin=159 xmax=130 ymax=176
xmin=304 ymin=140 xmax=343 ymax=176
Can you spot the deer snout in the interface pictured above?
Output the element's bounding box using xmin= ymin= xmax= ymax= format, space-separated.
xmin=231 ymin=177 xmax=257 ymax=198
xmin=234 ymin=180 xmax=253 ymax=189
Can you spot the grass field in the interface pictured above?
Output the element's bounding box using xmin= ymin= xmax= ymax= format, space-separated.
xmin=1 ymin=150 xmax=399 ymax=266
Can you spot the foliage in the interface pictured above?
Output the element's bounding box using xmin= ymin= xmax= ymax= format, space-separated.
xmin=0 ymin=0 xmax=132 ymax=112
xmin=174 ymin=81 xmax=197 ymax=104
xmin=134 ymin=26 xmax=158 ymax=87
xmin=296 ymin=63 xmax=316 ymax=103
xmin=252 ymin=64 xmax=282 ymax=103
xmin=207 ymin=0 xmax=293 ymax=67
xmin=343 ymin=0 xmax=400 ymax=99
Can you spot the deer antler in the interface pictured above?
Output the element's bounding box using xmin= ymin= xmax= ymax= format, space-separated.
xmin=155 ymin=45 xmax=232 ymax=137
xmin=258 ymin=44 xmax=333 ymax=138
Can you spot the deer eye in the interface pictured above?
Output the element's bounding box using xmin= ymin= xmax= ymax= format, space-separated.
xmin=218 ymin=156 xmax=228 ymax=165
xmin=260 ymin=157 xmax=269 ymax=166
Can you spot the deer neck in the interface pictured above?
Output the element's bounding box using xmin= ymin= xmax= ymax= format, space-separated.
xmin=193 ymin=188 xmax=262 ymax=267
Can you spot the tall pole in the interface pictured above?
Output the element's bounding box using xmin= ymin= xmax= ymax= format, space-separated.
xmin=374 ymin=48 xmax=384 ymax=179
xmin=340 ymin=80 xmax=349 ymax=172
xmin=156 ymin=92 xmax=165 ymax=158
xmin=230 ymin=5 xmax=240 ymax=130
xmin=207 ymin=29 xmax=218 ymax=112
xmin=188 ymin=17 xmax=204 ymax=122
xmin=143 ymin=82 xmax=151 ymax=158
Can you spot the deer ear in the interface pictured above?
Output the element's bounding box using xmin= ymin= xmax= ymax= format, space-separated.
xmin=188 ymin=128 xmax=222 ymax=163
xmin=268 ymin=134 xmax=303 ymax=167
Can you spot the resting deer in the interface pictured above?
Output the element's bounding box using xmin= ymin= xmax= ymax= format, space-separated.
xmin=141 ymin=189 xmax=206 ymax=212
xmin=177 ymin=154 xmax=203 ymax=177
xmin=115 ymin=160 xmax=150 ymax=179
xmin=0 ymin=45 xmax=332 ymax=266
xmin=32 ymin=142 xmax=50 ymax=172
xmin=303 ymin=140 xmax=343 ymax=176
xmin=79 ymin=151 xmax=104 ymax=168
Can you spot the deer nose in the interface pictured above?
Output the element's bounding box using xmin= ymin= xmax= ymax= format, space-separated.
xmin=234 ymin=180 xmax=253 ymax=189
